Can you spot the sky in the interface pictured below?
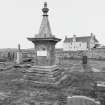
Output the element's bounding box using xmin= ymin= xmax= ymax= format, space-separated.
xmin=0 ymin=0 xmax=105 ymax=49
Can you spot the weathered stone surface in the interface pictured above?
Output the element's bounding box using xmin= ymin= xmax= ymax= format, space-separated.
xmin=25 ymin=65 xmax=64 ymax=85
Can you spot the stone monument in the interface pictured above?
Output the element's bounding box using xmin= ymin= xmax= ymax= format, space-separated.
xmin=27 ymin=2 xmax=64 ymax=85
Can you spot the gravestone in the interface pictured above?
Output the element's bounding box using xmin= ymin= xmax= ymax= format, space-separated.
xmin=82 ymin=55 xmax=87 ymax=64
xmin=16 ymin=44 xmax=23 ymax=64
xmin=68 ymin=96 xmax=100 ymax=105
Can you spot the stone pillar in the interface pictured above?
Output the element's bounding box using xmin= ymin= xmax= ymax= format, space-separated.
xmin=16 ymin=51 xmax=23 ymax=64
xmin=16 ymin=44 xmax=23 ymax=64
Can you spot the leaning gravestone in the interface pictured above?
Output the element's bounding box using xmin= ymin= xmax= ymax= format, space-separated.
xmin=68 ymin=96 xmax=100 ymax=105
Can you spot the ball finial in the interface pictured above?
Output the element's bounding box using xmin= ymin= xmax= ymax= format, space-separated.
xmin=42 ymin=2 xmax=49 ymax=16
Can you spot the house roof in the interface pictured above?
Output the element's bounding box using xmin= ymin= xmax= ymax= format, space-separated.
xmin=64 ymin=36 xmax=98 ymax=43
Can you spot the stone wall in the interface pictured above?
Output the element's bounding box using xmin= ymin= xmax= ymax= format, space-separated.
xmin=87 ymin=48 xmax=105 ymax=59
xmin=56 ymin=48 xmax=105 ymax=60
xmin=63 ymin=42 xmax=87 ymax=51
xmin=0 ymin=48 xmax=104 ymax=63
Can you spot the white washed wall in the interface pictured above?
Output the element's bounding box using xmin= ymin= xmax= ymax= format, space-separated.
xmin=63 ymin=42 xmax=87 ymax=51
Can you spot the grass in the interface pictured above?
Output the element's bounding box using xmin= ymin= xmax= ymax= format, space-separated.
xmin=0 ymin=59 xmax=104 ymax=104
xmin=61 ymin=58 xmax=105 ymax=71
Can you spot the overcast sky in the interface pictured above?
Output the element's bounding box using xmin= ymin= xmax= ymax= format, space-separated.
xmin=0 ymin=0 xmax=105 ymax=49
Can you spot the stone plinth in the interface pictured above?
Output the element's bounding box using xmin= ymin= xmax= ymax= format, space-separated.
xmin=25 ymin=65 xmax=64 ymax=85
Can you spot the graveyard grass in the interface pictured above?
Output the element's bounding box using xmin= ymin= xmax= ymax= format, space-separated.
xmin=0 ymin=59 xmax=104 ymax=104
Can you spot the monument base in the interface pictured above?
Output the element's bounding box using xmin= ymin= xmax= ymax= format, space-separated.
xmin=25 ymin=65 xmax=65 ymax=85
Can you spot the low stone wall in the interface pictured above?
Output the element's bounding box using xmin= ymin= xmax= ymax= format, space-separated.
xmin=87 ymin=48 xmax=105 ymax=59
xmin=0 ymin=48 xmax=105 ymax=62
xmin=56 ymin=48 xmax=105 ymax=60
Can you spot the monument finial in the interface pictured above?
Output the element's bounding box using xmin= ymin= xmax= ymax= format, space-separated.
xmin=42 ymin=2 xmax=49 ymax=16
xmin=44 ymin=2 xmax=47 ymax=8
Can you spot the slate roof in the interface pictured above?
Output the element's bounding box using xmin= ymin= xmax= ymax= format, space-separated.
xmin=64 ymin=36 xmax=98 ymax=43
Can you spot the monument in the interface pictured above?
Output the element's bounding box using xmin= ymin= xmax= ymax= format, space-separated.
xmin=27 ymin=2 xmax=64 ymax=85
xmin=16 ymin=44 xmax=23 ymax=64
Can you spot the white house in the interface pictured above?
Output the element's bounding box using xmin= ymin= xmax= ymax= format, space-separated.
xmin=63 ymin=33 xmax=98 ymax=51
